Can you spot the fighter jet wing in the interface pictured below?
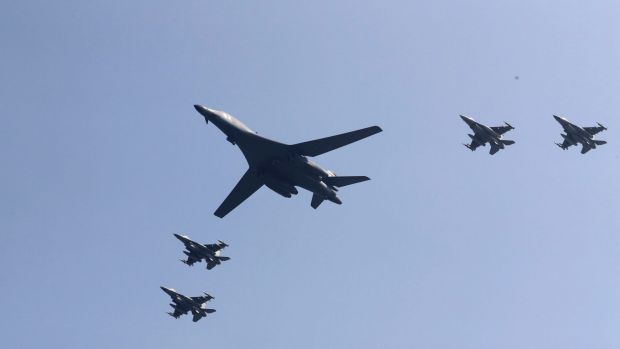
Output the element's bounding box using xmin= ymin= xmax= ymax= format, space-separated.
xmin=490 ymin=125 xmax=513 ymax=135
xmin=583 ymin=125 xmax=606 ymax=135
xmin=214 ymin=169 xmax=263 ymax=218
xmin=557 ymin=139 xmax=572 ymax=150
xmin=191 ymin=295 xmax=213 ymax=304
xmin=184 ymin=255 xmax=199 ymax=266
xmin=204 ymin=243 xmax=221 ymax=251
xmin=169 ymin=307 xmax=187 ymax=318
xmin=291 ymin=126 xmax=382 ymax=157
xmin=465 ymin=140 xmax=482 ymax=151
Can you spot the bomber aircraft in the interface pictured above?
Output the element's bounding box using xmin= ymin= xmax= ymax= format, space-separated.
xmin=161 ymin=286 xmax=215 ymax=322
xmin=194 ymin=105 xmax=382 ymax=218
xmin=460 ymin=115 xmax=515 ymax=155
xmin=553 ymin=115 xmax=607 ymax=154
xmin=174 ymin=234 xmax=230 ymax=270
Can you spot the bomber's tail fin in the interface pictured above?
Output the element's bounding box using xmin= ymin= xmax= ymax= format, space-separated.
xmin=500 ymin=139 xmax=515 ymax=146
xmin=323 ymin=176 xmax=370 ymax=188
xmin=311 ymin=194 xmax=324 ymax=209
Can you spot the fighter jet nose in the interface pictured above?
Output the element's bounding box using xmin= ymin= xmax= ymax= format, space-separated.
xmin=194 ymin=104 xmax=205 ymax=113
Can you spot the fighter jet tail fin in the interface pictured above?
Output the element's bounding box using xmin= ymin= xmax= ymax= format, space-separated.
xmin=311 ymin=194 xmax=325 ymax=209
xmin=500 ymin=139 xmax=515 ymax=146
xmin=192 ymin=313 xmax=205 ymax=322
xmin=581 ymin=145 xmax=592 ymax=154
xmin=323 ymin=176 xmax=370 ymax=188
xmin=593 ymin=140 xmax=607 ymax=146
xmin=489 ymin=144 xmax=500 ymax=155
xmin=292 ymin=126 xmax=382 ymax=157
xmin=218 ymin=256 xmax=231 ymax=262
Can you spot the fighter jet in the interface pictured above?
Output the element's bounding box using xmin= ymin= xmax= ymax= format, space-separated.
xmin=174 ymin=234 xmax=230 ymax=270
xmin=553 ymin=115 xmax=607 ymax=154
xmin=161 ymin=286 xmax=215 ymax=322
xmin=194 ymin=104 xmax=382 ymax=218
xmin=460 ymin=115 xmax=515 ymax=155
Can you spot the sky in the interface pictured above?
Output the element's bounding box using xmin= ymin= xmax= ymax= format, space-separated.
xmin=2 ymin=0 xmax=620 ymax=348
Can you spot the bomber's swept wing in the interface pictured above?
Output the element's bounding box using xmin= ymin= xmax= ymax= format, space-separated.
xmin=292 ymin=126 xmax=382 ymax=157
xmin=491 ymin=123 xmax=513 ymax=135
xmin=584 ymin=125 xmax=606 ymax=135
xmin=214 ymin=169 xmax=263 ymax=218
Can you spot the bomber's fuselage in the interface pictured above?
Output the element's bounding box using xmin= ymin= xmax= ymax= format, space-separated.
xmin=195 ymin=105 xmax=341 ymax=203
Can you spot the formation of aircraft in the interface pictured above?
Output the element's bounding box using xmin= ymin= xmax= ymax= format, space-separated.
xmin=161 ymin=286 xmax=216 ymax=322
xmin=553 ymin=115 xmax=607 ymax=154
xmin=461 ymin=115 xmax=608 ymax=155
xmin=174 ymin=234 xmax=230 ymax=270
xmin=193 ymin=104 xmax=382 ymax=218
xmin=162 ymin=106 xmax=610 ymax=323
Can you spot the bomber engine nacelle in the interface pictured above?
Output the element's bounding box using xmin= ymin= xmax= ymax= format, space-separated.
xmin=262 ymin=174 xmax=298 ymax=198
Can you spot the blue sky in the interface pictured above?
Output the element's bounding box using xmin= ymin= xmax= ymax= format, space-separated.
xmin=2 ymin=1 xmax=620 ymax=348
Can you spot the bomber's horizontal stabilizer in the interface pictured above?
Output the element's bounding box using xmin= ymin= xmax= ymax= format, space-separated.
xmin=323 ymin=176 xmax=370 ymax=188
xmin=593 ymin=140 xmax=607 ymax=145
xmin=500 ymin=139 xmax=515 ymax=146
xmin=293 ymin=126 xmax=382 ymax=157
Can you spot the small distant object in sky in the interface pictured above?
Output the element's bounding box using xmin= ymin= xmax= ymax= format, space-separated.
xmin=514 ymin=76 xmax=519 ymax=80
xmin=460 ymin=115 xmax=515 ymax=155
